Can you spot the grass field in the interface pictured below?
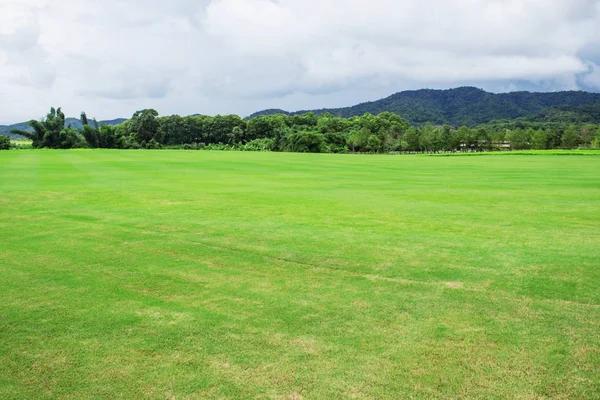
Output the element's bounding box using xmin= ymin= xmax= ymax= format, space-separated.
xmin=0 ymin=150 xmax=599 ymax=399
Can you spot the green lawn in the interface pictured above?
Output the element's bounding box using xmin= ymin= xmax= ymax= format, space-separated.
xmin=0 ymin=150 xmax=599 ymax=399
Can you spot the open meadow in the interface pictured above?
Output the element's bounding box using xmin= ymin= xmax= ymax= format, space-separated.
xmin=0 ymin=150 xmax=599 ymax=399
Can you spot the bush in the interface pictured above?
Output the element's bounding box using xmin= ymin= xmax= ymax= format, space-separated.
xmin=243 ymin=138 xmax=274 ymax=151
xmin=324 ymin=132 xmax=349 ymax=153
xmin=202 ymin=143 xmax=237 ymax=151
xmin=280 ymin=131 xmax=328 ymax=153
xmin=146 ymin=138 xmax=163 ymax=149
xmin=0 ymin=135 xmax=10 ymax=150
xmin=57 ymin=128 xmax=88 ymax=149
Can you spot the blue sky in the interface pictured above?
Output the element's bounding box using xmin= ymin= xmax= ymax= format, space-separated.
xmin=1 ymin=0 xmax=600 ymax=124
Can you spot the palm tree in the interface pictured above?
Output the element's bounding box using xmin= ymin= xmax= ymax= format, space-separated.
xmin=10 ymin=107 xmax=66 ymax=148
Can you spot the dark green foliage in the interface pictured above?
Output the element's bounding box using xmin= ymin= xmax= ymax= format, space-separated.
xmin=279 ymin=131 xmax=328 ymax=153
xmin=246 ymin=115 xmax=287 ymax=142
xmin=81 ymin=113 xmax=122 ymax=149
xmin=505 ymin=128 xmax=531 ymax=150
xmin=526 ymin=103 xmax=600 ymax=124
xmin=592 ymin=128 xmax=600 ymax=148
xmin=129 ymin=109 xmax=160 ymax=143
xmin=324 ymin=132 xmax=349 ymax=153
xmin=10 ymin=107 xmax=86 ymax=149
xmin=561 ymin=125 xmax=582 ymax=149
xmin=241 ymin=138 xmax=274 ymax=151
xmin=580 ymin=125 xmax=597 ymax=146
xmin=205 ymin=115 xmax=247 ymax=144
xmin=158 ymin=115 xmax=185 ymax=145
xmin=531 ymin=130 xmax=548 ymax=150
xmin=404 ymin=127 xmax=421 ymax=152
xmin=9 ymin=101 xmax=600 ymax=153
xmin=249 ymin=87 xmax=600 ymax=127
xmin=0 ymin=135 xmax=10 ymax=150
xmin=145 ymin=138 xmax=163 ymax=149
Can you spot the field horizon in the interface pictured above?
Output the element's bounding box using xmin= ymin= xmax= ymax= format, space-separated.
xmin=1 ymin=150 xmax=599 ymax=399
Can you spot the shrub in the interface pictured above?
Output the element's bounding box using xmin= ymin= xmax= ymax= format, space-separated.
xmin=281 ymin=131 xmax=328 ymax=153
xmin=146 ymin=138 xmax=163 ymax=149
xmin=243 ymin=138 xmax=274 ymax=151
xmin=0 ymin=135 xmax=10 ymax=150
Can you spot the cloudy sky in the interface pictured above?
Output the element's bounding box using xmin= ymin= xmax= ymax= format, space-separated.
xmin=1 ymin=0 xmax=600 ymax=124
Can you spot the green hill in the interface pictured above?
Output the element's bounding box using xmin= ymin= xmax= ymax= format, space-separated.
xmin=524 ymin=103 xmax=600 ymax=124
xmin=249 ymin=87 xmax=600 ymax=127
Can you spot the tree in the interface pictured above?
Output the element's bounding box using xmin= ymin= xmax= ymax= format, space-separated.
xmin=0 ymin=135 xmax=10 ymax=150
xmin=97 ymin=125 xmax=119 ymax=148
xmin=456 ymin=126 xmax=476 ymax=151
xmin=591 ymin=128 xmax=600 ymax=149
xmin=183 ymin=116 xmax=206 ymax=146
xmin=80 ymin=112 xmax=101 ymax=148
xmin=129 ymin=109 xmax=160 ymax=144
xmin=545 ymin=129 xmax=560 ymax=149
xmin=281 ymin=131 xmax=327 ymax=153
xmin=419 ymin=124 xmax=434 ymax=153
xmin=146 ymin=138 xmax=162 ymax=149
xmin=506 ymin=128 xmax=530 ymax=150
xmin=324 ymin=131 xmax=348 ymax=153
xmin=158 ymin=115 xmax=185 ymax=145
xmin=561 ymin=125 xmax=581 ymax=149
xmin=441 ymin=125 xmax=453 ymax=152
xmin=57 ymin=128 xmax=85 ymax=149
xmin=204 ymin=115 xmax=246 ymax=144
xmin=291 ymin=112 xmax=318 ymax=128
xmin=475 ymin=128 xmax=491 ymax=151
xmin=531 ymin=129 xmax=548 ymax=150
xmin=10 ymin=107 xmax=85 ymax=148
xmin=447 ymin=128 xmax=462 ymax=151
xmin=246 ymin=115 xmax=286 ymax=142
xmin=230 ymin=126 xmax=244 ymax=144
xmin=366 ymin=135 xmax=382 ymax=153
xmin=317 ymin=115 xmax=350 ymax=135
xmin=404 ymin=127 xmax=420 ymax=152
xmin=347 ymin=130 xmax=360 ymax=153
xmin=10 ymin=107 xmax=64 ymax=147
xmin=580 ymin=124 xmax=596 ymax=147
xmin=490 ymin=129 xmax=506 ymax=149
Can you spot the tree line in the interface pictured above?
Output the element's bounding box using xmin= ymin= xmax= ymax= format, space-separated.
xmin=4 ymin=107 xmax=600 ymax=152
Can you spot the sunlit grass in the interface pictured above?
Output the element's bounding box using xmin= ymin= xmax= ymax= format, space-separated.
xmin=0 ymin=150 xmax=599 ymax=399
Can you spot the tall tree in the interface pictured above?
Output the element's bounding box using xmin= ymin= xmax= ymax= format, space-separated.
xmin=592 ymin=128 xmax=600 ymax=148
xmin=441 ymin=125 xmax=453 ymax=152
xmin=561 ymin=125 xmax=581 ymax=149
xmin=404 ymin=127 xmax=420 ymax=152
xmin=580 ymin=124 xmax=596 ymax=147
xmin=531 ymin=129 xmax=548 ymax=150
xmin=130 ymin=109 xmax=160 ymax=144
xmin=476 ymin=128 xmax=491 ymax=151
xmin=506 ymin=128 xmax=530 ymax=150
xmin=9 ymin=107 xmax=83 ymax=148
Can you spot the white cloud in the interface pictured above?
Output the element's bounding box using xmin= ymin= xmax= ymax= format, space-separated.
xmin=0 ymin=0 xmax=599 ymax=124
xmin=582 ymin=62 xmax=600 ymax=89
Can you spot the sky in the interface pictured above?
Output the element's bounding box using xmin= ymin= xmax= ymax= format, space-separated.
xmin=1 ymin=0 xmax=600 ymax=124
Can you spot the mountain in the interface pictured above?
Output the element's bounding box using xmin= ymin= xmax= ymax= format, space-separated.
xmin=524 ymin=103 xmax=600 ymax=124
xmin=248 ymin=87 xmax=600 ymax=127
xmin=0 ymin=118 xmax=127 ymax=138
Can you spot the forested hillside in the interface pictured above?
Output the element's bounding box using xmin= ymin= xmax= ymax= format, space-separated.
xmin=249 ymin=87 xmax=600 ymax=126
